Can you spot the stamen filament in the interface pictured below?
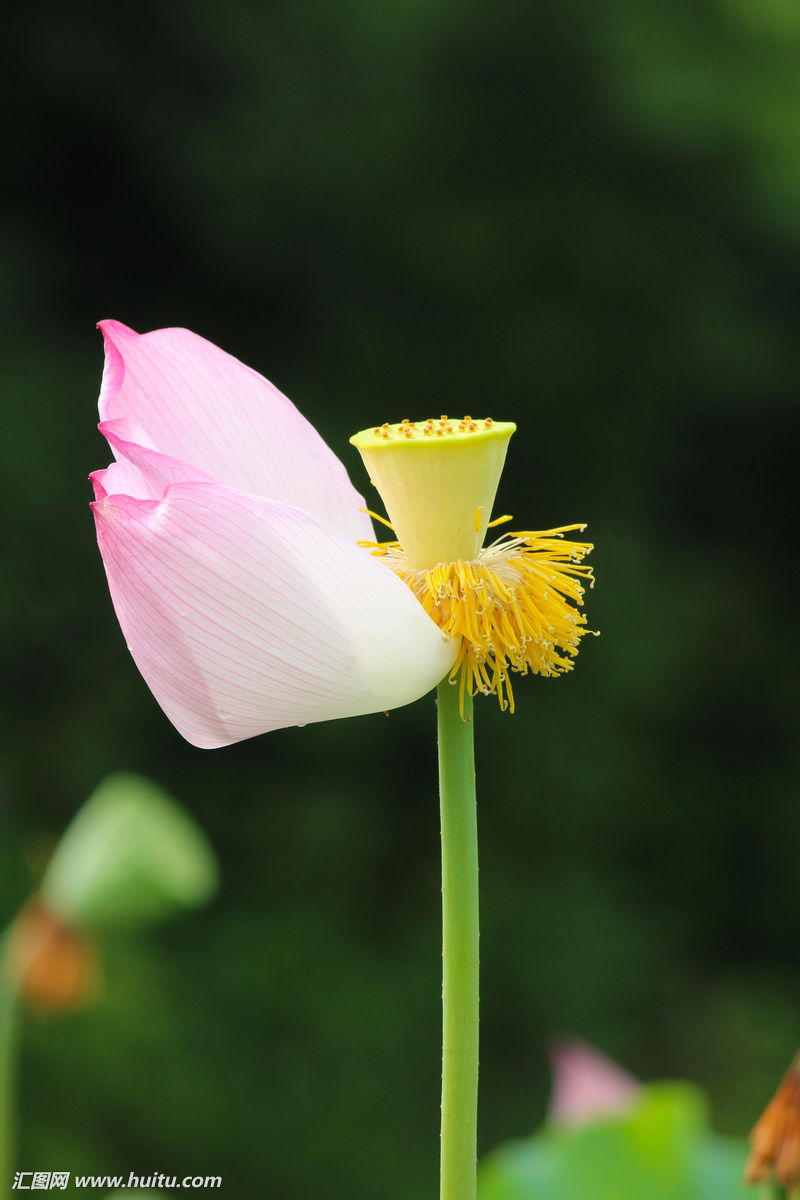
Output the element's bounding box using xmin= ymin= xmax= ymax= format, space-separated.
xmin=360 ymin=508 xmax=395 ymax=531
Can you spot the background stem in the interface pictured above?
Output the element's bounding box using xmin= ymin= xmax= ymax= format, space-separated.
xmin=437 ymin=680 xmax=479 ymax=1200
xmin=0 ymin=935 xmax=18 ymax=1200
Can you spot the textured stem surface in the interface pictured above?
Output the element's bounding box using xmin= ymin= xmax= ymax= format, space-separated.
xmin=437 ymin=679 xmax=479 ymax=1200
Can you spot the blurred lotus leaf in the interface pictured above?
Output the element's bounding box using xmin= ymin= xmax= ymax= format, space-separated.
xmin=478 ymin=1083 xmax=749 ymax=1200
xmin=39 ymin=773 xmax=218 ymax=931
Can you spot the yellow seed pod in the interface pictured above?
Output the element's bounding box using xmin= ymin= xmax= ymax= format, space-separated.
xmin=350 ymin=417 xmax=516 ymax=569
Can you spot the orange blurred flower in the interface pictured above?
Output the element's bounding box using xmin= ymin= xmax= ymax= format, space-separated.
xmin=745 ymin=1052 xmax=800 ymax=1189
xmin=7 ymin=897 xmax=98 ymax=1013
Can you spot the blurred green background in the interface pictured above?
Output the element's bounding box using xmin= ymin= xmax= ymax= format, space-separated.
xmin=1 ymin=0 xmax=798 ymax=1195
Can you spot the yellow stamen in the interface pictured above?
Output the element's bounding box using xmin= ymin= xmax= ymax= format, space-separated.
xmin=365 ymin=524 xmax=595 ymax=714
xmin=360 ymin=507 xmax=395 ymax=531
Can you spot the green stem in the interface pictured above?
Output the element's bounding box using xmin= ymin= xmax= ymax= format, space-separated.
xmin=0 ymin=934 xmax=19 ymax=1200
xmin=437 ymin=679 xmax=479 ymax=1200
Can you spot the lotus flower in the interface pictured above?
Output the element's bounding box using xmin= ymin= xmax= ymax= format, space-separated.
xmin=91 ymin=321 xmax=457 ymax=748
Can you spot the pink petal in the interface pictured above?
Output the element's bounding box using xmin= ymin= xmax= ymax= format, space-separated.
xmin=97 ymin=320 xmax=374 ymax=543
xmin=92 ymin=481 xmax=457 ymax=748
xmin=100 ymin=420 xmax=216 ymax=492
xmin=91 ymin=460 xmax=152 ymax=502
xmin=91 ymin=425 xmax=215 ymax=502
xmin=548 ymin=1040 xmax=640 ymax=1125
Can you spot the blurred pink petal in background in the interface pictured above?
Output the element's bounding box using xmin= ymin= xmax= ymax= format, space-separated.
xmin=548 ymin=1039 xmax=640 ymax=1125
